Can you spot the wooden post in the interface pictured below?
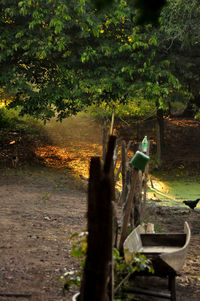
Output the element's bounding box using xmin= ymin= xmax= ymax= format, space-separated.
xmin=80 ymin=136 xmax=116 ymax=301
xmin=113 ymin=141 xmax=119 ymax=170
xmin=102 ymin=120 xmax=108 ymax=162
xmin=168 ymin=275 xmax=176 ymax=301
xmin=156 ymin=106 xmax=164 ymax=163
xmin=131 ymin=143 xmax=142 ymax=228
xmin=119 ymin=168 xmax=139 ymax=253
xmin=156 ymin=121 xmax=161 ymax=162
xmin=118 ymin=140 xmax=127 ymax=206
xmin=109 ymin=108 xmax=115 ymax=135
xmin=104 ymin=136 xmax=116 ymax=301
xmin=115 ymin=140 xmax=132 ymax=182
xmin=143 ymin=140 xmax=151 ymax=203
xmin=132 ymin=169 xmax=142 ymax=228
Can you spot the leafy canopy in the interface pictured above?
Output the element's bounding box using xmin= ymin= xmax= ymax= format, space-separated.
xmin=0 ymin=0 xmax=184 ymax=120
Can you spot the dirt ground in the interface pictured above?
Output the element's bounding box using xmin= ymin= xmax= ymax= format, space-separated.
xmin=0 ymin=117 xmax=200 ymax=301
xmin=0 ymin=168 xmax=87 ymax=301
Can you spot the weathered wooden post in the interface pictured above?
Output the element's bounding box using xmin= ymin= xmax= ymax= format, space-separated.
xmin=143 ymin=140 xmax=151 ymax=202
xmin=119 ymin=168 xmax=139 ymax=253
xmin=102 ymin=120 xmax=108 ymax=162
xmin=131 ymin=143 xmax=142 ymax=228
xmin=115 ymin=140 xmax=132 ymax=183
xmin=109 ymin=108 xmax=115 ymax=135
xmin=118 ymin=151 xmax=150 ymax=253
xmin=120 ymin=140 xmax=127 ymax=205
xmin=80 ymin=136 xmax=116 ymax=301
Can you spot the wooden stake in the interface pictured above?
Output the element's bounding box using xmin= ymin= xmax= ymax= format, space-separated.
xmin=102 ymin=120 xmax=108 ymax=162
xmin=80 ymin=136 xmax=116 ymax=301
xmin=109 ymin=108 xmax=115 ymax=135
xmin=119 ymin=168 xmax=139 ymax=253
xmin=143 ymin=140 xmax=151 ymax=202
xmin=115 ymin=140 xmax=132 ymax=182
xmin=118 ymin=140 xmax=126 ymax=205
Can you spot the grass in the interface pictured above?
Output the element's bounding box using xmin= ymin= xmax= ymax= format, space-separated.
xmin=0 ymin=107 xmax=44 ymax=133
xmin=148 ymin=170 xmax=200 ymax=208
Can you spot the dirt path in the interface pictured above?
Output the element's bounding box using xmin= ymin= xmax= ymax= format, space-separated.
xmin=0 ymin=167 xmax=200 ymax=301
xmin=0 ymin=116 xmax=200 ymax=300
xmin=0 ymin=168 xmax=87 ymax=301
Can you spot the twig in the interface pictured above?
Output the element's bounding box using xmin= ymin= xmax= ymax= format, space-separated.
xmin=0 ymin=293 xmax=32 ymax=298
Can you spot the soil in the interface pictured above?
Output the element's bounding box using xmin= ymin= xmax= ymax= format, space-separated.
xmin=0 ymin=117 xmax=200 ymax=301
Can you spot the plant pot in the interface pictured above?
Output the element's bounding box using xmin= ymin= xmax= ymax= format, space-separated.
xmin=72 ymin=292 xmax=80 ymax=301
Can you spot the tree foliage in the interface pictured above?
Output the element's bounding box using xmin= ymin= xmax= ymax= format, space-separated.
xmin=158 ymin=0 xmax=200 ymax=115
xmin=0 ymin=0 xmax=190 ymax=120
xmin=1 ymin=0 xmax=95 ymax=119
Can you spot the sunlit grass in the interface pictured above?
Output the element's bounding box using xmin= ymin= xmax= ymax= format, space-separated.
xmin=148 ymin=176 xmax=200 ymax=208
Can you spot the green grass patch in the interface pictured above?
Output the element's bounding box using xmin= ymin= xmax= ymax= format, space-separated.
xmin=0 ymin=107 xmax=45 ymax=135
xmin=148 ymin=172 xmax=200 ymax=208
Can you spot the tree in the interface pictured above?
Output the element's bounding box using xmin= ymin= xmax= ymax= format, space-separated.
xmin=1 ymin=0 xmax=95 ymax=119
xmin=158 ymin=0 xmax=200 ymax=117
xmin=0 ymin=0 xmax=180 ymax=122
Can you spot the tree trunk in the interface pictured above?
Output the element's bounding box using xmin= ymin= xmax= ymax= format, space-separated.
xmin=182 ymin=102 xmax=195 ymax=117
xmin=156 ymin=107 xmax=164 ymax=161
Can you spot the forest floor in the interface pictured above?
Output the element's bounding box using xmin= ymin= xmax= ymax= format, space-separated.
xmin=0 ymin=116 xmax=200 ymax=300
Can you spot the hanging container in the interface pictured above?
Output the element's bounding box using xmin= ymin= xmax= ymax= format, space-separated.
xmin=130 ymin=151 xmax=150 ymax=171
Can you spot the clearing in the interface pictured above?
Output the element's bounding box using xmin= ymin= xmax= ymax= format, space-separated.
xmin=0 ymin=116 xmax=200 ymax=300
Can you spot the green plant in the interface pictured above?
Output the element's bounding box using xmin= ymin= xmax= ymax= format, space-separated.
xmin=114 ymin=248 xmax=154 ymax=298
xmin=59 ymin=231 xmax=154 ymax=299
xmin=0 ymin=107 xmax=44 ymax=133
xmin=194 ymin=108 xmax=200 ymax=121
xmin=87 ymin=99 xmax=156 ymax=122
xmin=59 ymin=231 xmax=88 ymax=294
